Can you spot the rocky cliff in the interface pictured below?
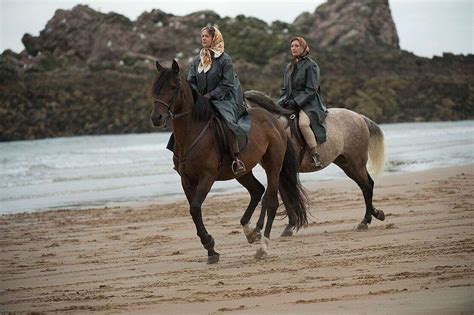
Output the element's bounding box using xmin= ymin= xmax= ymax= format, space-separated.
xmin=1 ymin=0 xmax=473 ymax=141
xmin=294 ymin=0 xmax=399 ymax=50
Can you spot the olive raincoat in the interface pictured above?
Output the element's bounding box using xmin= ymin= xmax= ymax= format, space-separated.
xmin=188 ymin=52 xmax=247 ymax=138
xmin=279 ymin=57 xmax=328 ymax=143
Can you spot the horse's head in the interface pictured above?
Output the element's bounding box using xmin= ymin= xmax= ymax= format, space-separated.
xmin=150 ymin=59 xmax=184 ymax=128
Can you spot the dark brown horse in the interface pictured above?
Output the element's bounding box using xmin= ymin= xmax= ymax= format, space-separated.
xmin=244 ymin=90 xmax=386 ymax=236
xmin=150 ymin=60 xmax=308 ymax=264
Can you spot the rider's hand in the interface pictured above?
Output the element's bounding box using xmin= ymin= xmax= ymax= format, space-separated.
xmin=203 ymin=93 xmax=212 ymax=100
xmin=280 ymin=99 xmax=289 ymax=107
xmin=287 ymin=99 xmax=297 ymax=109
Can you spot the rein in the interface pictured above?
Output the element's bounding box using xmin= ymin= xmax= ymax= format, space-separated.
xmin=173 ymin=119 xmax=212 ymax=164
xmin=154 ymin=76 xmax=192 ymax=122
xmin=155 ymin=76 xmax=214 ymax=168
xmin=154 ymin=99 xmax=191 ymax=120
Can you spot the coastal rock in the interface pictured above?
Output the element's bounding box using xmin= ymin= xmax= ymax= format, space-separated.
xmin=294 ymin=0 xmax=399 ymax=50
xmin=1 ymin=2 xmax=472 ymax=141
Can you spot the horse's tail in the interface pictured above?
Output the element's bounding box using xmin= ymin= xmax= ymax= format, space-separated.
xmin=244 ymin=90 xmax=292 ymax=116
xmin=279 ymin=141 xmax=308 ymax=230
xmin=363 ymin=116 xmax=385 ymax=178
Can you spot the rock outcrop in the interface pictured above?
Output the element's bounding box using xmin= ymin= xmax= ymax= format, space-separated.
xmin=293 ymin=0 xmax=399 ymax=50
xmin=0 ymin=1 xmax=472 ymax=141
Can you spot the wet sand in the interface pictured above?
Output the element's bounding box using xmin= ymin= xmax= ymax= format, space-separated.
xmin=1 ymin=165 xmax=473 ymax=313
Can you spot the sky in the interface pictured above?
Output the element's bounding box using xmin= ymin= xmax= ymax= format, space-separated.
xmin=1 ymin=0 xmax=473 ymax=58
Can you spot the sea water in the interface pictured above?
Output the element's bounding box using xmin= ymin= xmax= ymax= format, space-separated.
xmin=1 ymin=120 xmax=473 ymax=214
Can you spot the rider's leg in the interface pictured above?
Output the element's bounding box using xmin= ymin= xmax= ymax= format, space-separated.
xmin=298 ymin=111 xmax=322 ymax=167
xmin=225 ymin=129 xmax=246 ymax=175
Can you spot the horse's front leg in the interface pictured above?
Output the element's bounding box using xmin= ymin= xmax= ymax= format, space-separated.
xmin=255 ymin=203 xmax=266 ymax=241
xmin=184 ymin=176 xmax=219 ymax=264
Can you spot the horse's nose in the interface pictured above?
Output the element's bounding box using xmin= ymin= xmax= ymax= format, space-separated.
xmin=150 ymin=115 xmax=161 ymax=126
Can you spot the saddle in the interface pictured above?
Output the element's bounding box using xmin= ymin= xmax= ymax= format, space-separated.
xmin=243 ymin=90 xmax=325 ymax=167
xmin=211 ymin=115 xmax=249 ymax=159
xmin=190 ymin=88 xmax=249 ymax=149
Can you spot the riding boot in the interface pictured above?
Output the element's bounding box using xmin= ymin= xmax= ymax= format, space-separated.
xmin=231 ymin=138 xmax=246 ymax=175
xmin=309 ymin=146 xmax=323 ymax=168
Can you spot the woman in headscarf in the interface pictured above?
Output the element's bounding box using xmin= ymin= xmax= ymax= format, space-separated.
xmin=279 ymin=36 xmax=328 ymax=168
xmin=188 ymin=25 xmax=246 ymax=174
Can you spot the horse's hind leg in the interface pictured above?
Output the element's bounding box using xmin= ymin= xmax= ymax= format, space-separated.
xmin=236 ymin=171 xmax=265 ymax=244
xmin=255 ymin=174 xmax=279 ymax=259
xmin=281 ymin=208 xmax=297 ymax=237
xmin=255 ymin=198 xmax=266 ymax=241
xmin=365 ymin=171 xmax=385 ymax=222
xmin=254 ymin=156 xmax=281 ymax=259
xmin=335 ymin=157 xmax=384 ymax=230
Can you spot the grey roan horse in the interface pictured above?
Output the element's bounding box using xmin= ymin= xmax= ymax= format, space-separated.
xmin=150 ymin=61 xmax=308 ymax=264
xmin=244 ymin=90 xmax=386 ymax=236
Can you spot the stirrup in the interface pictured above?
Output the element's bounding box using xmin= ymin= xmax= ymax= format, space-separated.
xmin=232 ymin=159 xmax=246 ymax=175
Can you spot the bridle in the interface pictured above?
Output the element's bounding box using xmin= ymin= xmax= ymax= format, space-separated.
xmin=153 ymin=75 xmax=214 ymax=169
xmin=153 ymin=76 xmax=191 ymax=122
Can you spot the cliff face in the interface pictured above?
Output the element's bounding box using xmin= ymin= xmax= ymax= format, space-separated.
xmin=294 ymin=0 xmax=399 ymax=50
xmin=19 ymin=6 xmax=223 ymax=68
xmin=1 ymin=1 xmax=473 ymax=141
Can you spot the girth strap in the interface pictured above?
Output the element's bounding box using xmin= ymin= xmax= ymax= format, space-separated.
xmin=286 ymin=112 xmax=307 ymax=164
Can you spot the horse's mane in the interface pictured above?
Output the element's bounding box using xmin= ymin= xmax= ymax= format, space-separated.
xmin=151 ymin=68 xmax=215 ymax=121
xmin=190 ymin=87 xmax=215 ymax=121
xmin=151 ymin=68 xmax=174 ymax=98
xmin=244 ymin=90 xmax=292 ymax=115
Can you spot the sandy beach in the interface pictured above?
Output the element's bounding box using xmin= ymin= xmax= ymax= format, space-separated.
xmin=1 ymin=165 xmax=473 ymax=313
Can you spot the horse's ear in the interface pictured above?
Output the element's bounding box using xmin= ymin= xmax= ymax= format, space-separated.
xmin=155 ymin=60 xmax=164 ymax=72
xmin=172 ymin=59 xmax=180 ymax=74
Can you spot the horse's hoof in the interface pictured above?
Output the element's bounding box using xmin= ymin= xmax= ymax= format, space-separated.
xmin=375 ymin=209 xmax=385 ymax=221
xmin=255 ymin=229 xmax=262 ymax=241
xmin=281 ymin=225 xmax=294 ymax=237
xmin=357 ymin=222 xmax=368 ymax=230
xmin=254 ymin=248 xmax=268 ymax=260
xmin=245 ymin=229 xmax=257 ymax=244
xmin=207 ymin=253 xmax=220 ymax=264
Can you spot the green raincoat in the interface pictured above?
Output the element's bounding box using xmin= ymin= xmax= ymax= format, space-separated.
xmin=188 ymin=52 xmax=246 ymax=137
xmin=279 ymin=56 xmax=328 ymax=143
